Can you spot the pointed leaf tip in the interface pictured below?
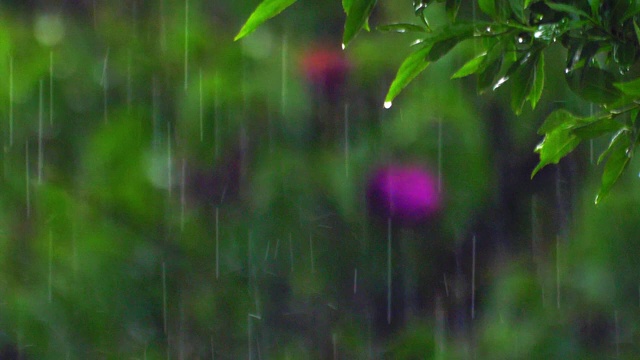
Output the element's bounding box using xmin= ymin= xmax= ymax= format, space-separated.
xmin=234 ymin=0 xmax=298 ymax=41
xmin=342 ymin=0 xmax=377 ymax=47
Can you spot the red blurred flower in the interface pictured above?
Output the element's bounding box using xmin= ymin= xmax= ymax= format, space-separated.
xmin=300 ymin=46 xmax=350 ymax=100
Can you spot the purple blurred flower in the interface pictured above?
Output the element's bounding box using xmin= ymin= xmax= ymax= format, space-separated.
xmin=367 ymin=165 xmax=442 ymax=223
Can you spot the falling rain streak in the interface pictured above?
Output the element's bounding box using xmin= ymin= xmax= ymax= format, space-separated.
xmin=49 ymin=51 xmax=53 ymax=126
xmin=48 ymin=229 xmax=53 ymax=303
xmin=184 ymin=0 xmax=189 ymax=91
xmin=9 ymin=56 xmax=14 ymax=147
xmin=215 ymin=207 xmax=220 ymax=279
xmin=289 ymin=233 xmax=294 ymax=273
xmin=25 ymin=140 xmax=30 ymax=218
xmin=353 ymin=268 xmax=358 ymax=294
xmin=556 ymin=236 xmax=561 ymax=309
xmin=199 ymin=68 xmax=203 ymax=142
xmin=281 ymin=35 xmax=288 ymax=116
xmin=437 ymin=118 xmax=443 ymax=193
xmin=180 ymin=159 xmax=186 ymax=232
xmin=387 ymin=217 xmax=392 ymax=324
xmin=344 ymin=103 xmax=350 ymax=178
xmin=127 ymin=51 xmax=133 ymax=112
xmin=162 ymin=262 xmax=168 ymax=335
xmin=101 ymin=48 xmax=110 ymax=123
xmin=38 ymin=80 xmax=44 ymax=185
xmin=471 ymin=235 xmax=476 ymax=319
xmin=309 ymin=234 xmax=315 ymax=273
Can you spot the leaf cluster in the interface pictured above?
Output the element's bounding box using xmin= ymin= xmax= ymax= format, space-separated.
xmin=235 ymin=0 xmax=640 ymax=201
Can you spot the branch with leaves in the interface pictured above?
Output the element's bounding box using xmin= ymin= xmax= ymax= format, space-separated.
xmin=236 ymin=0 xmax=640 ymax=202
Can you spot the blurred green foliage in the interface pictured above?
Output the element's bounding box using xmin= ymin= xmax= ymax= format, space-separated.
xmin=0 ymin=1 xmax=638 ymax=359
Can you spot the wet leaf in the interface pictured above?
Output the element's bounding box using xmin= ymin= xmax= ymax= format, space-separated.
xmin=384 ymin=24 xmax=475 ymax=103
xmin=446 ymin=0 xmax=462 ymax=21
xmin=532 ymin=21 xmax=571 ymax=43
xmin=621 ymin=3 xmax=640 ymax=22
xmin=479 ymin=0 xmax=497 ymax=17
xmin=384 ymin=43 xmax=432 ymax=104
xmin=476 ymin=40 xmax=506 ymax=92
xmin=537 ymin=109 xmax=580 ymax=135
xmin=572 ymin=117 xmax=623 ymax=139
xmin=510 ymin=52 xmax=540 ymax=114
xmin=528 ymin=52 xmax=545 ymax=109
xmin=596 ymin=130 xmax=632 ymax=203
xmin=597 ymin=129 xmax=628 ymax=164
xmin=427 ymin=37 xmax=463 ymax=61
xmin=343 ymin=0 xmax=378 ymax=48
xmin=545 ymin=2 xmax=591 ymax=19
xmin=234 ymin=0 xmax=298 ymax=41
xmin=613 ymin=41 xmax=636 ymax=69
xmin=532 ymin=127 xmax=581 ymax=177
xmin=509 ymin=0 xmax=526 ymax=23
xmin=566 ymin=66 xmax=622 ymax=104
xmin=613 ymin=77 xmax=640 ymax=97
xmin=565 ymin=39 xmax=601 ymax=73
xmin=607 ymin=0 xmax=631 ymax=24
xmin=478 ymin=56 xmax=503 ymax=93
xmin=343 ymin=0 xmax=354 ymax=13
xmin=588 ymin=0 xmax=601 ymax=17
xmin=452 ymin=53 xmax=487 ymax=79
xmin=531 ymin=109 xmax=599 ymax=176
xmin=377 ymin=23 xmax=427 ymax=33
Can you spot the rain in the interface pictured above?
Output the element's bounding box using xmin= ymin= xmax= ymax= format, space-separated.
xmin=0 ymin=1 xmax=639 ymax=359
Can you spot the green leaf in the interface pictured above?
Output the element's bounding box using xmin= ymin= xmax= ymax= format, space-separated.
xmin=377 ymin=23 xmax=426 ymax=33
xmin=537 ymin=109 xmax=580 ymax=134
xmin=528 ymin=52 xmax=545 ymax=109
xmin=446 ymin=0 xmax=462 ymax=21
xmin=566 ymin=66 xmax=622 ymax=104
xmin=343 ymin=0 xmax=354 ymax=13
xmin=532 ymin=109 xmax=597 ymax=176
xmin=452 ymin=53 xmax=487 ymax=79
xmin=634 ymin=20 xmax=640 ymax=47
xmin=427 ymin=37 xmax=464 ymax=61
xmin=343 ymin=0 xmax=378 ymax=48
xmin=478 ymin=57 xmax=503 ymax=93
xmin=479 ymin=0 xmax=497 ymax=17
xmin=613 ymin=77 xmax=640 ymax=97
xmin=613 ymin=41 xmax=637 ymax=69
xmin=382 ymin=23 xmax=477 ymax=103
xmin=588 ymin=0 xmax=601 ymax=17
xmin=234 ymin=0 xmax=298 ymax=41
xmin=524 ymin=0 xmax=534 ymax=8
xmin=572 ymin=117 xmax=623 ymax=139
xmin=545 ymin=2 xmax=591 ymax=19
xmin=565 ymin=39 xmax=601 ymax=73
xmin=510 ymin=52 xmax=539 ymax=115
xmin=427 ymin=23 xmax=476 ymax=45
xmin=597 ymin=129 xmax=627 ymax=164
xmin=509 ymin=0 xmax=526 ymax=23
xmin=595 ymin=130 xmax=632 ymax=204
xmin=532 ymin=127 xmax=581 ymax=177
xmin=476 ymin=39 xmax=506 ymax=92
xmin=621 ymin=3 xmax=640 ymax=22
xmin=384 ymin=43 xmax=433 ymax=105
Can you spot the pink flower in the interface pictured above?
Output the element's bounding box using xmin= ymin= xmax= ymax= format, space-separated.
xmin=367 ymin=165 xmax=442 ymax=223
